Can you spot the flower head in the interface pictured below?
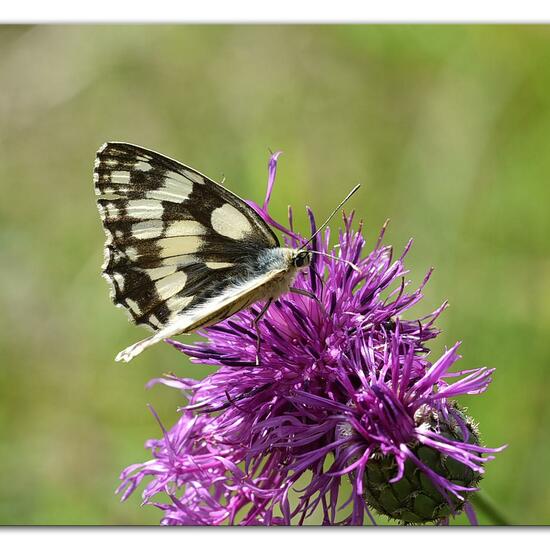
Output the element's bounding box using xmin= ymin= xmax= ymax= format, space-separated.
xmin=117 ymin=152 xmax=504 ymax=525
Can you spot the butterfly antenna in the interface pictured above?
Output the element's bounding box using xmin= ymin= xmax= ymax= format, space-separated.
xmin=299 ymin=184 xmax=360 ymax=251
xmin=309 ymin=250 xmax=362 ymax=273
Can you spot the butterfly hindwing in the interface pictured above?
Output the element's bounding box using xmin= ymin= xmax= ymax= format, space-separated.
xmin=94 ymin=142 xmax=280 ymax=331
xmin=113 ymin=265 xmax=289 ymax=363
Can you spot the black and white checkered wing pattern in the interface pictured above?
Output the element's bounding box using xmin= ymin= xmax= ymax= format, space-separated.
xmin=94 ymin=142 xmax=280 ymax=332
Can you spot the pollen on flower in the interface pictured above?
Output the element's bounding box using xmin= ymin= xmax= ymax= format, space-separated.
xmin=117 ymin=152 xmax=505 ymax=526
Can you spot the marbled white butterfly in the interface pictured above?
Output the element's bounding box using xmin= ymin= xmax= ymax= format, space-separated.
xmin=95 ymin=143 xmax=358 ymax=363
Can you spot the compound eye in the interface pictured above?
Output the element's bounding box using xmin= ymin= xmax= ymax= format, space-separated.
xmin=294 ymin=252 xmax=310 ymax=268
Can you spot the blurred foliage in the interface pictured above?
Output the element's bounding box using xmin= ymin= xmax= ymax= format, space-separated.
xmin=0 ymin=24 xmax=549 ymax=525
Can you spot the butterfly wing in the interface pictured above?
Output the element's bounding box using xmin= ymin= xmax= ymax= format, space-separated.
xmin=114 ymin=266 xmax=289 ymax=363
xmin=94 ymin=142 xmax=280 ymax=335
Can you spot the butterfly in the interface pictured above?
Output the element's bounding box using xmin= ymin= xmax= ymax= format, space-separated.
xmin=95 ymin=142 xmax=359 ymax=363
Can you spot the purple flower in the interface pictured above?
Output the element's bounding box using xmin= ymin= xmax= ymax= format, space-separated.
xmin=117 ymin=153 xmax=505 ymax=525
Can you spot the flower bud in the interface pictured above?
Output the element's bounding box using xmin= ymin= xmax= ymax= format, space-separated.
xmin=363 ymin=406 xmax=482 ymax=524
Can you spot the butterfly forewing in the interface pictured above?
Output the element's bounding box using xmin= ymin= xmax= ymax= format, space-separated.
xmin=94 ymin=142 xmax=280 ymax=332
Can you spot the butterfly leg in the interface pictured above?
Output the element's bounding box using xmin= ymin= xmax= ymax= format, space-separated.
xmin=189 ymin=382 xmax=272 ymax=414
xmin=289 ymin=287 xmax=327 ymax=316
xmin=252 ymin=298 xmax=273 ymax=366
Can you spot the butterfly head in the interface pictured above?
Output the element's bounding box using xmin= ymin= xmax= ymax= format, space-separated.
xmin=292 ymin=249 xmax=312 ymax=270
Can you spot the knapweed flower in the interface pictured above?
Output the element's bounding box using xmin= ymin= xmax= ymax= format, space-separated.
xmin=117 ymin=153 xmax=504 ymax=525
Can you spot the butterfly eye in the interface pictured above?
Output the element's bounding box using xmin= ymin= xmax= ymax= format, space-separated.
xmin=294 ymin=251 xmax=311 ymax=268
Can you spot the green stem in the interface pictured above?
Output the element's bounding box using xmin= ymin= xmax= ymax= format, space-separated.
xmin=470 ymin=491 xmax=511 ymax=526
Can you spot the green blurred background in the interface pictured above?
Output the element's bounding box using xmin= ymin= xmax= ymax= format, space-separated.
xmin=0 ymin=24 xmax=548 ymax=525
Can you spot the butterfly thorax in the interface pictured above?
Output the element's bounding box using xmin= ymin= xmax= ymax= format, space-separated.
xmin=250 ymin=247 xmax=309 ymax=300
